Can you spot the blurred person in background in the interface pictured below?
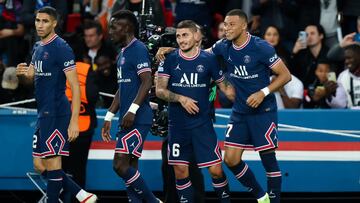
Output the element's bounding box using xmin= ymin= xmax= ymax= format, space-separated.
xmin=303 ymin=59 xmax=347 ymax=109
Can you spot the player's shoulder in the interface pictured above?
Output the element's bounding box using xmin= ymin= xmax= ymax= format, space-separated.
xmin=131 ymin=39 xmax=148 ymax=50
xmin=252 ymin=35 xmax=274 ymax=53
xmin=212 ymin=38 xmax=231 ymax=49
xmin=54 ymin=36 xmax=73 ymax=51
xmin=199 ymin=49 xmax=217 ymax=60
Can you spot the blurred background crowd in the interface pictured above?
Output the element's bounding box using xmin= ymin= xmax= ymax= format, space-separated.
xmin=1 ymin=0 xmax=360 ymax=110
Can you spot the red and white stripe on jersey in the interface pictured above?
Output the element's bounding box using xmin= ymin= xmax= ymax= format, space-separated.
xmin=197 ymin=142 xmax=222 ymax=168
xmin=212 ymin=179 xmax=228 ymax=188
xmin=157 ymin=73 xmax=170 ymax=78
xmin=232 ymin=32 xmax=251 ymax=50
xmin=33 ymin=129 xmax=69 ymax=158
xmin=215 ymin=75 xmax=225 ymax=84
xmin=179 ymin=48 xmax=200 ymax=61
xmin=126 ymin=170 xmax=140 ymax=184
xmin=254 ymin=122 xmax=277 ymax=151
xmin=168 ymin=160 xmax=190 ymax=166
xmin=40 ymin=34 xmax=58 ymax=46
xmin=115 ymin=128 xmax=143 ymax=158
xmin=235 ymin=163 xmax=249 ymax=179
xmin=137 ymin=68 xmax=151 ymax=75
xmin=269 ymin=58 xmax=282 ymax=69
xmin=63 ymin=65 xmax=76 ymax=72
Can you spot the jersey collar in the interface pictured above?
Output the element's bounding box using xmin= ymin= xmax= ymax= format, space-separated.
xmin=121 ymin=38 xmax=137 ymax=52
xmin=179 ymin=47 xmax=200 ymax=61
xmin=232 ymin=32 xmax=251 ymax=50
xmin=40 ymin=34 xmax=58 ymax=46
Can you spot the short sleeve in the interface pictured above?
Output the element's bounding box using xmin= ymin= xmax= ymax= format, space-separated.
xmin=257 ymin=40 xmax=282 ymax=69
xmin=157 ymin=54 xmax=172 ymax=78
xmin=134 ymin=46 xmax=151 ymax=75
xmin=58 ymin=44 xmax=76 ymax=72
xmin=211 ymin=39 xmax=227 ymax=57
xmin=209 ymin=54 xmax=224 ymax=83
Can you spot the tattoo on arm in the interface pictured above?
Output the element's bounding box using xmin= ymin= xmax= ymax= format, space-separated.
xmin=157 ymin=77 xmax=181 ymax=102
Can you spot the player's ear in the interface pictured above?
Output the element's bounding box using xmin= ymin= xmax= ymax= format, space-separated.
xmin=194 ymin=31 xmax=201 ymax=42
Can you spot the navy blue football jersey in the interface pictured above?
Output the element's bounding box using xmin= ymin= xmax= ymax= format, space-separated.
xmin=212 ymin=33 xmax=280 ymax=115
xmin=30 ymin=34 xmax=75 ymax=118
xmin=116 ymin=38 xmax=153 ymax=125
xmin=158 ymin=49 xmax=224 ymax=129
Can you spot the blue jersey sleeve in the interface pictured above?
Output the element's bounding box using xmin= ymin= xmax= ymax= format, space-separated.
xmin=211 ymin=39 xmax=227 ymax=57
xmin=58 ymin=43 xmax=76 ymax=72
xmin=157 ymin=52 xmax=174 ymax=78
xmin=257 ymin=40 xmax=282 ymax=69
xmin=133 ymin=46 xmax=151 ymax=75
xmin=208 ymin=54 xmax=225 ymax=83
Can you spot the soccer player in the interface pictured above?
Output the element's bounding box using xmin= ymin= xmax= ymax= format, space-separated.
xmin=210 ymin=9 xmax=291 ymax=203
xmin=15 ymin=6 xmax=97 ymax=203
xmin=101 ymin=10 xmax=160 ymax=203
xmin=156 ymin=20 xmax=235 ymax=203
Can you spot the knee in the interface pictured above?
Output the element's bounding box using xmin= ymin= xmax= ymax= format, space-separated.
xmin=174 ymin=165 xmax=189 ymax=179
xmin=33 ymin=159 xmax=45 ymax=174
xmin=224 ymin=155 xmax=241 ymax=168
xmin=113 ymin=158 xmax=129 ymax=177
xmin=208 ymin=165 xmax=223 ymax=179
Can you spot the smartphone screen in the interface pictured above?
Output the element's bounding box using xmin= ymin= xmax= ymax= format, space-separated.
xmin=327 ymin=72 xmax=337 ymax=82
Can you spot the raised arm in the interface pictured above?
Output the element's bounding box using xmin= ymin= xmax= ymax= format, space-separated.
xmin=65 ymin=69 xmax=81 ymax=142
xmin=155 ymin=75 xmax=199 ymax=114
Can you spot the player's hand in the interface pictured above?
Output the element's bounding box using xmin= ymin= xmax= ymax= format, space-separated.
xmin=67 ymin=120 xmax=79 ymax=142
xmin=246 ymin=91 xmax=265 ymax=108
xmin=179 ymin=95 xmax=199 ymax=114
xmin=16 ymin=63 xmax=29 ymax=76
xmin=155 ymin=47 xmax=175 ymax=62
xmin=121 ymin=112 xmax=135 ymax=129
xmin=101 ymin=120 xmax=112 ymax=142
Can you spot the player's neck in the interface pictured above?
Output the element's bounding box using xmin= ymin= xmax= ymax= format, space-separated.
xmin=40 ymin=32 xmax=56 ymax=44
xmin=180 ymin=47 xmax=199 ymax=58
xmin=233 ymin=32 xmax=248 ymax=47
xmin=122 ymin=35 xmax=135 ymax=47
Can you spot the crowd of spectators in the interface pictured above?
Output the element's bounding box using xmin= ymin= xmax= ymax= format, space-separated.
xmin=0 ymin=0 xmax=360 ymax=109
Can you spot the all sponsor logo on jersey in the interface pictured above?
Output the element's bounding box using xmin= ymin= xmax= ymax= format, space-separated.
xmin=230 ymin=65 xmax=258 ymax=79
xmin=34 ymin=60 xmax=51 ymax=76
xmin=172 ymin=73 xmax=206 ymax=88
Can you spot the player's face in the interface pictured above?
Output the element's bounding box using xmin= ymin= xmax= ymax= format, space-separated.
xmin=264 ymin=26 xmax=280 ymax=47
xmin=224 ymin=15 xmax=247 ymax=41
xmin=305 ymin=25 xmax=323 ymax=47
xmin=344 ymin=49 xmax=360 ymax=73
xmin=35 ymin=13 xmax=57 ymax=39
xmin=176 ymin=28 xmax=197 ymax=52
xmin=109 ymin=18 xmax=127 ymax=45
xmin=84 ymin=28 xmax=103 ymax=49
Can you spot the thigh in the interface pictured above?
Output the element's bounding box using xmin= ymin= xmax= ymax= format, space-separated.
xmin=33 ymin=116 xmax=70 ymax=158
xmin=224 ymin=118 xmax=253 ymax=150
xmin=167 ymin=127 xmax=192 ymax=166
xmin=191 ymin=122 xmax=222 ymax=168
xmin=115 ymin=124 xmax=150 ymax=158
xmin=247 ymin=111 xmax=278 ymax=152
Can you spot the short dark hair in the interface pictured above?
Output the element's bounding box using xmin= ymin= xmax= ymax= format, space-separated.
xmin=83 ymin=20 xmax=103 ymax=35
xmin=176 ymin=20 xmax=198 ymax=33
xmin=306 ymin=24 xmax=326 ymax=39
xmin=226 ymin=9 xmax=248 ymax=23
xmin=36 ymin=6 xmax=58 ymax=21
xmin=111 ymin=10 xmax=138 ymax=34
xmin=344 ymin=44 xmax=360 ymax=55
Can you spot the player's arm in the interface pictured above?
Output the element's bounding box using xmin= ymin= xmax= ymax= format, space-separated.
xmin=156 ymin=75 xmax=199 ymax=114
xmin=155 ymin=47 xmax=176 ymax=62
xmin=121 ymin=71 xmax=153 ymax=129
xmin=217 ymin=78 xmax=235 ymax=102
xmin=102 ymin=90 xmax=120 ymax=142
xmin=65 ymin=69 xmax=81 ymax=142
xmin=16 ymin=63 xmax=35 ymax=81
xmin=247 ymin=60 xmax=291 ymax=108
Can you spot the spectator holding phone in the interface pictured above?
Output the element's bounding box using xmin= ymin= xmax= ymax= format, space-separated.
xmin=291 ymin=24 xmax=329 ymax=89
xmin=303 ymin=59 xmax=347 ymax=109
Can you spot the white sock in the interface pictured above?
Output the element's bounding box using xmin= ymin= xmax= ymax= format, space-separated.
xmin=76 ymin=189 xmax=90 ymax=201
